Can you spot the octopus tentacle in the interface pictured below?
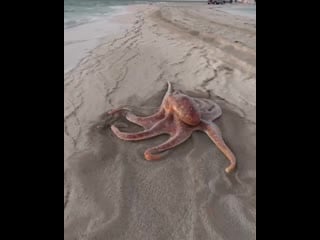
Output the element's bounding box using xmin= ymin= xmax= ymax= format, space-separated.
xmin=124 ymin=81 xmax=172 ymax=128
xmin=108 ymin=108 xmax=165 ymax=129
xmin=201 ymin=121 xmax=236 ymax=173
xmin=125 ymin=110 xmax=165 ymax=129
xmin=164 ymin=81 xmax=173 ymax=99
xmin=108 ymin=82 xmax=172 ymax=129
xmin=110 ymin=118 xmax=169 ymax=141
xmin=158 ymin=81 xmax=173 ymax=108
xmin=144 ymin=128 xmax=193 ymax=160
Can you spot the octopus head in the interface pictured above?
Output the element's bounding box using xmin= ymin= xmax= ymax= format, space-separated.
xmin=169 ymin=94 xmax=201 ymax=126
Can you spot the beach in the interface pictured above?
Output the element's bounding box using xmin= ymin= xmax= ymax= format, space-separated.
xmin=64 ymin=2 xmax=256 ymax=240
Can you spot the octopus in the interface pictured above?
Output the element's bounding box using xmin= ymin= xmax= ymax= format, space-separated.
xmin=108 ymin=82 xmax=236 ymax=173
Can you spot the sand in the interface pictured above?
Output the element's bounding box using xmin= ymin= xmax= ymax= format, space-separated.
xmin=64 ymin=3 xmax=256 ymax=240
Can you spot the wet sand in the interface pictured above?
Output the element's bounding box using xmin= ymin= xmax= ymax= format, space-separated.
xmin=64 ymin=3 xmax=256 ymax=240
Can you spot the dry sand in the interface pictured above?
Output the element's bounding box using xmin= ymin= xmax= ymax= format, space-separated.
xmin=64 ymin=3 xmax=256 ymax=240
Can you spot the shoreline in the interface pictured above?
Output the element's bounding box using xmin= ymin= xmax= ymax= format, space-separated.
xmin=64 ymin=2 xmax=255 ymax=74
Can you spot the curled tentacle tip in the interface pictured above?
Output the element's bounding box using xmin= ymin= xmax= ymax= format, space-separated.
xmin=225 ymin=165 xmax=236 ymax=174
xmin=144 ymin=152 xmax=162 ymax=161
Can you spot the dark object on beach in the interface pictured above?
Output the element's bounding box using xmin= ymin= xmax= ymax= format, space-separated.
xmin=208 ymin=0 xmax=226 ymax=4
xmin=108 ymin=82 xmax=236 ymax=173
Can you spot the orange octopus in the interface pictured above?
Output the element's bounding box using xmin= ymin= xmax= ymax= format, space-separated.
xmin=108 ymin=82 xmax=236 ymax=173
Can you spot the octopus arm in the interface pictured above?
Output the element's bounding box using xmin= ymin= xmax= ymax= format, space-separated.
xmin=110 ymin=118 xmax=168 ymax=141
xmin=144 ymin=128 xmax=193 ymax=160
xmin=125 ymin=110 xmax=165 ymax=129
xmin=201 ymin=121 xmax=236 ymax=173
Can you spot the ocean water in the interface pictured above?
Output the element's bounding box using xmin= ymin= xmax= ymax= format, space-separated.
xmin=219 ymin=4 xmax=256 ymax=19
xmin=64 ymin=0 xmax=140 ymax=29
